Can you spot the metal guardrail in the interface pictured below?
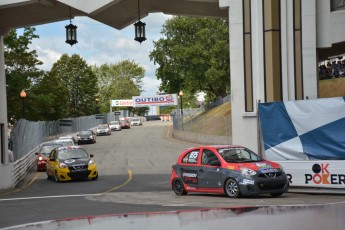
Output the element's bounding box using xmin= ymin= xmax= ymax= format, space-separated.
xmin=7 ymin=110 xmax=137 ymax=189
xmin=12 ymin=145 xmax=38 ymax=187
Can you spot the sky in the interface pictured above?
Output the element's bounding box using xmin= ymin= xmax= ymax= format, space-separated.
xmin=28 ymin=13 xmax=172 ymax=97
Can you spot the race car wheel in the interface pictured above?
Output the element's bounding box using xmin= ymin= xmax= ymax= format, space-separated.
xmin=46 ymin=171 xmax=51 ymax=180
xmin=270 ymin=192 xmax=283 ymax=197
xmin=224 ymin=178 xmax=241 ymax=198
xmin=172 ymin=178 xmax=187 ymax=195
xmin=92 ymin=173 xmax=98 ymax=181
xmin=54 ymin=171 xmax=60 ymax=183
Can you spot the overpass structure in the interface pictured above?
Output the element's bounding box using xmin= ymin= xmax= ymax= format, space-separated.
xmin=1 ymin=0 xmax=345 ymax=190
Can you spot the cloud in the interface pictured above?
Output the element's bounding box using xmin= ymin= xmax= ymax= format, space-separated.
xmin=142 ymin=77 xmax=162 ymax=96
xmin=29 ymin=13 xmax=171 ymax=96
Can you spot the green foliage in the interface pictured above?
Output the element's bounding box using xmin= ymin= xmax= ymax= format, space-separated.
xmin=4 ymin=27 xmax=44 ymax=123
xmin=92 ymin=60 xmax=145 ymax=113
xmin=28 ymin=72 xmax=69 ymax=121
xmin=149 ymin=16 xmax=230 ymax=100
xmin=133 ymin=107 xmax=150 ymax=116
xmin=49 ymin=54 xmax=98 ymax=117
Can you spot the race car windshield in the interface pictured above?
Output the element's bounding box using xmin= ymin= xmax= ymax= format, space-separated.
xmin=58 ymin=149 xmax=89 ymax=160
xmin=40 ymin=145 xmax=60 ymax=156
xmin=218 ymin=148 xmax=262 ymax=163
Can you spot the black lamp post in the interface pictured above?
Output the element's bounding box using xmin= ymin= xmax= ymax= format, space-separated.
xmin=20 ymin=89 xmax=26 ymax=119
xmin=179 ymin=90 xmax=183 ymax=115
xmin=95 ymin=95 xmax=100 ymax=113
xmin=179 ymin=90 xmax=184 ymax=131
xmin=95 ymin=95 xmax=100 ymax=104
xmin=65 ymin=7 xmax=77 ymax=46
xmin=134 ymin=0 xmax=146 ymax=43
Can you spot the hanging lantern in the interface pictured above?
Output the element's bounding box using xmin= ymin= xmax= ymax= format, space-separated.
xmin=134 ymin=20 xmax=146 ymax=43
xmin=134 ymin=0 xmax=146 ymax=43
xmin=65 ymin=7 xmax=77 ymax=46
xmin=65 ymin=23 xmax=78 ymax=46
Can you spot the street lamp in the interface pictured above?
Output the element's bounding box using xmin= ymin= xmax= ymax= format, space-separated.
xmin=179 ymin=90 xmax=183 ymax=115
xmin=20 ymin=89 xmax=26 ymax=119
xmin=179 ymin=90 xmax=184 ymax=131
xmin=95 ymin=95 xmax=100 ymax=113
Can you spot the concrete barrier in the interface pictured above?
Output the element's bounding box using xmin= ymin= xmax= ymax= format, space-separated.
xmin=4 ymin=203 xmax=345 ymax=230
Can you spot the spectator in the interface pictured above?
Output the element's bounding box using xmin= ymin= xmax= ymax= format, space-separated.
xmin=8 ymin=149 xmax=14 ymax=163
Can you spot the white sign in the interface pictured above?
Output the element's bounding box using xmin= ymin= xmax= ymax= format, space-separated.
xmin=132 ymin=94 xmax=178 ymax=107
xmin=276 ymin=160 xmax=345 ymax=188
xmin=111 ymin=100 xmax=133 ymax=107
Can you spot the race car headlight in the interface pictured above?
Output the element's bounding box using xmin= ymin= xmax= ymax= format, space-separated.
xmin=239 ymin=167 xmax=257 ymax=176
xmin=88 ymin=159 xmax=95 ymax=166
xmin=89 ymin=135 xmax=94 ymax=139
xmin=59 ymin=163 xmax=68 ymax=168
xmin=38 ymin=156 xmax=43 ymax=161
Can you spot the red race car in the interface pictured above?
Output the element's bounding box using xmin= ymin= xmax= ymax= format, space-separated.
xmin=170 ymin=145 xmax=289 ymax=198
xmin=35 ymin=141 xmax=63 ymax=171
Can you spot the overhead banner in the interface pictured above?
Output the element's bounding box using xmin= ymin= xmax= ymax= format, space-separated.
xmin=111 ymin=100 xmax=133 ymax=107
xmin=132 ymin=94 xmax=178 ymax=107
xmin=258 ymin=97 xmax=345 ymax=161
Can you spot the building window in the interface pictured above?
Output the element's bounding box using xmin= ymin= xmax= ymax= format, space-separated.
xmin=331 ymin=0 xmax=345 ymax=11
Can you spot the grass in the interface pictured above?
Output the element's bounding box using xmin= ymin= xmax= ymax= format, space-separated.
xmin=182 ymin=78 xmax=344 ymax=137
xmin=183 ymin=102 xmax=232 ymax=137
xmin=319 ymin=78 xmax=345 ymax=98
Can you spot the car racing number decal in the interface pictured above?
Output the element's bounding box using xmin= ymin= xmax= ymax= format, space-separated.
xmin=182 ymin=150 xmax=199 ymax=164
xmin=256 ymin=163 xmax=279 ymax=173
xmin=182 ymin=170 xmax=198 ymax=185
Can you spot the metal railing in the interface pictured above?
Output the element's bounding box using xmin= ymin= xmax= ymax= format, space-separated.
xmin=6 ymin=110 xmax=136 ymax=189
xmin=9 ymin=112 xmax=119 ymax=161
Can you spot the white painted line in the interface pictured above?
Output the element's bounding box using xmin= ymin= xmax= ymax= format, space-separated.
xmin=0 ymin=194 xmax=97 ymax=202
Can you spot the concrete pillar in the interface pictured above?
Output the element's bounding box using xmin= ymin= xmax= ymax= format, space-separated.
xmin=0 ymin=34 xmax=13 ymax=190
xmin=219 ymin=0 xmax=318 ymax=153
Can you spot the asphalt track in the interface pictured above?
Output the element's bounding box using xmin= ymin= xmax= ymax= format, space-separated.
xmin=1 ymin=121 xmax=345 ymax=228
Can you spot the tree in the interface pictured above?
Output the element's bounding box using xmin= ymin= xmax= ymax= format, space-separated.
xmin=49 ymin=54 xmax=98 ymax=117
xmin=4 ymin=27 xmax=44 ymax=123
xmin=92 ymin=60 xmax=145 ymax=114
xmin=28 ymin=72 xmax=69 ymax=121
xmin=149 ymin=16 xmax=230 ymax=101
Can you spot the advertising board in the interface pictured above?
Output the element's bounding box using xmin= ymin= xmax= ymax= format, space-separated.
xmin=132 ymin=94 xmax=178 ymax=107
xmin=111 ymin=100 xmax=133 ymax=107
